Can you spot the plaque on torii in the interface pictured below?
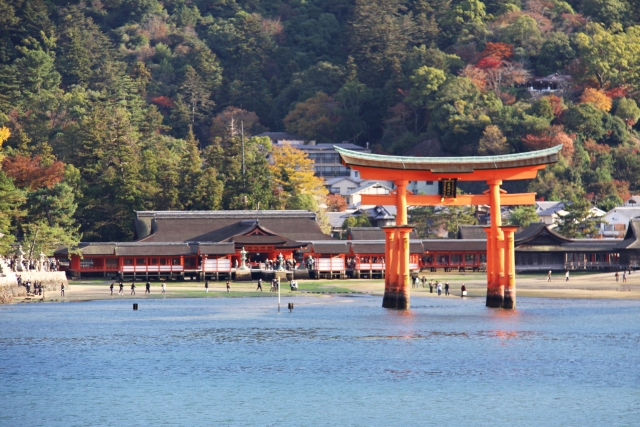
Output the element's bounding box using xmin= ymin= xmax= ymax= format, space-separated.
xmin=336 ymin=145 xmax=562 ymax=311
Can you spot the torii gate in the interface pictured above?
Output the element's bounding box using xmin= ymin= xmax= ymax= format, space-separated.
xmin=336 ymin=145 xmax=562 ymax=310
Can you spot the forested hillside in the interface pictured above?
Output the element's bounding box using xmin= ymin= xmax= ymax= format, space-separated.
xmin=2 ymin=0 xmax=640 ymax=250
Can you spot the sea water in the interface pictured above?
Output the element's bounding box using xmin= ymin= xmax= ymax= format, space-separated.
xmin=0 ymin=295 xmax=639 ymax=427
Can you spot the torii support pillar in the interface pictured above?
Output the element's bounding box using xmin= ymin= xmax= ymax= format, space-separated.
xmin=382 ymin=226 xmax=413 ymax=310
xmin=484 ymin=178 xmax=519 ymax=309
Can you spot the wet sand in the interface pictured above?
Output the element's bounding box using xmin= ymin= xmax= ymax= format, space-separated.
xmin=12 ymin=271 xmax=640 ymax=303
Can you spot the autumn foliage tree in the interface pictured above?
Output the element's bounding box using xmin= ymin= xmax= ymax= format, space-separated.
xmin=580 ymin=88 xmax=613 ymax=111
xmin=2 ymin=155 xmax=65 ymax=191
xmin=269 ymin=144 xmax=327 ymax=210
xmin=521 ymin=125 xmax=575 ymax=159
xmin=325 ymin=194 xmax=347 ymax=212
xmin=480 ymin=42 xmax=514 ymax=60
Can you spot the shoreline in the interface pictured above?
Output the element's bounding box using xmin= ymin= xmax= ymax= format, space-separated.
xmin=7 ymin=271 xmax=640 ymax=304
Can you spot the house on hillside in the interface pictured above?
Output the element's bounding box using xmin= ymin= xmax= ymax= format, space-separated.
xmin=535 ymin=201 xmax=566 ymax=225
xmin=526 ymin=73 xmax=572 ymax=92
xmin=623 ymin=196 xmax=640 ymax=207
xmin=344 ymin=182 xmax=392 ymax=208
xmin=600 ymin=207 xmax=640 ymax=237
xmin=255 ymin=132 xmax=305 ymax=145
xmin=325 ymin=176 xmax=363 ymax=195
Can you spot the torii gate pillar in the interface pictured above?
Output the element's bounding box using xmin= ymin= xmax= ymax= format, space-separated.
xmin=382 ymin=180 xmax=413 ymax=309
xmin=484 ymin=179 xmax=519 ymax=308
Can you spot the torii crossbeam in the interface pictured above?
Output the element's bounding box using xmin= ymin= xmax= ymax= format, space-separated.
xmin=336 ymin=145 xmax=562 ymax=310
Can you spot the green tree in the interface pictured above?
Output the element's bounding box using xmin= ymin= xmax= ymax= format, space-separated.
xmin=22 ymin=182 xmax=80 ymax=256
xmin=557 ymin=197 xmax=602 ymax=238
xmin=614 ymin=97 xmax=640 ymax=128
xmin=0 ymin=171 xmax=25 ymax=254
xmin=509 ymin=205 xmax=539 ymax=228
xmin=349 ymin=0 xmax=415 ymax=85
xmin=537 ymin=32 xmax=575 ymax=75
xmin=478 ymin=125 xmax=509 ymax=155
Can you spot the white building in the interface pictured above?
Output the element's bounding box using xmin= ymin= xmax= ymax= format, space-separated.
xmin=601 ymin=208 xmax=640 ymax=238
xmin=535 ymin=201 xmax=566 ymax=225
xmin=623 ymin=196 xmax=640 ymax=207
xmin=325 ymin=176 xmax=363 ymax=195
xmin=344 ymin=182 xmax=392 ymax=208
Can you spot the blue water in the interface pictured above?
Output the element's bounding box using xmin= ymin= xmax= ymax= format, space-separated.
xmin=1 ymin=295 xmax=639 ymax=427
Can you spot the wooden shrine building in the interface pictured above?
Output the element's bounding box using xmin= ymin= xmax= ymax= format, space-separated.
xmin=56 ymin=211 xmax=333 ymax=281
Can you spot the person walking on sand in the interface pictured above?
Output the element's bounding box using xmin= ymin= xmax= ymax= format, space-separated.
xmin=110 ymin=282 xmax=114 ymax=296
xmin=145 ymin=281 xmax=151 ymax=294
xmin=60 ymin=283 xmax=65 ymax=297
xmin=547 ymin=270 xmax=552 ymax=282
xmin=436 ymin=281 xmax=442 ymax=296
xmin=461 ymin=284 xmax=467 ymax=297
xmin=623 ymin=271 xmax=627 ymax=283
xmin=615 ymin=271 xmax=620 ymax=282
xmin=429 ymin=280 xmax=434 ymax=293
xmin=565 ymin=270 xmax=569 ymax=282
xmin=162 ymin=282 xmax=166 ymax=294
xmin=119 ymin=282 xmax=124 ymax=295
xmin=226 ymin=280 xmax=230 ymax=292
xmin=205 ymin=280 xmax=209 ymax=293
xmin=445 ymin=282 xmax=450 ymax=296
xmin=131 ymin=283 xmax=136 ymax=295
xmin=257 ymin=278 xmax=262 ymax=291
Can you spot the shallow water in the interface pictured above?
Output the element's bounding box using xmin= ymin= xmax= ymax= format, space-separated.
xmin=1 ymin=295 xmax=639 ymax=427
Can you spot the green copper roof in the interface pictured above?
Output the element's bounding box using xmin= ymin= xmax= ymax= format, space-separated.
xmin=335 ymin=145 xmax=562 ymax=173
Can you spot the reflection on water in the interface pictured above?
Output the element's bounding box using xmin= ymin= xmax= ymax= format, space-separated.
xmin=1 ymin=295 xmax=639 ymax=427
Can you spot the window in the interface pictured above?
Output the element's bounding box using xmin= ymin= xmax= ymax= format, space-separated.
xmin=160 ymin=258 xmax=167 ymax=265
xmin=124 ymin=258 xmax=134 ymax=266
xmin=106 ymin=259 xmax=118 ymax=268
xmin=136 ymin=258 xmax=146 ymax=266
xmin=172 ymin=258 xmax=180 ymax=265
xmin=150 ymin=258 xmax=158 ymax=265
xmin=426 ymin=181 xmax=434 ymax=185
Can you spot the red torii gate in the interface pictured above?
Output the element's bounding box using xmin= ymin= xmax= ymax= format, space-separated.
xmin=336 ymin=145 xmax=562 ymax=310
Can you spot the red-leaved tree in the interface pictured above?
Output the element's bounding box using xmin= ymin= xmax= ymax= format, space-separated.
xmin=2 ymin=155 xmax=65 ymax=191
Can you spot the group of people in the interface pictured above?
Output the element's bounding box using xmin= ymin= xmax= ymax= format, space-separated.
xmin=614 ymin=271 xmax=629 ymax=282
xmin=246 ymin=258 xmax=297 ymax=271
xmin=109 ymin=281 xmax=167 ymax=295
xmin=4 ymin=256 xmax=59 ymax=273
xmin=411 ymin=275 xmax=467 ymax=297
xmin=19 ymin=277 xmax=46 ymax=296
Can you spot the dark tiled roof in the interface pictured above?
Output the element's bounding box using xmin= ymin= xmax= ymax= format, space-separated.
xmin=348 ymin=227 xmax=385 ymax=240
xmin=54 ymin=243 xmax=117 ymax=256
xmin=423 ymin=240 xmax=486 ymax=251
xmin=349 ymin=241 xmax=386 ymax=254
xmin=514 ymin=223 xmax=572 ymax=244
xmin=115 ymin=243 xmax=193 ymax=256
xmin=348 ymin=227 xmax=418 ymax=240
xmin=135 ymin=211 xmax=332 ymax=243
xmin=457 ymin=226 xmax=486 ymax=240
xmin=305 ymin=241 xmax=350 ymax=254
xmin=198 ymin=243 xmax=236 ymax=255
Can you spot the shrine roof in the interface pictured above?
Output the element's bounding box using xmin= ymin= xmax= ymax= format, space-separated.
xmin=335 ymin=145 xmax=562 ymax=173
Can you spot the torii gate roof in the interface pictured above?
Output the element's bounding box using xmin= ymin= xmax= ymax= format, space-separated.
xmin=336 ymin=145 xmax=562 ymax=174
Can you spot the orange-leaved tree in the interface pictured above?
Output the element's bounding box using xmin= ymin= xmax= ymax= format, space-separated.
xmin=580 ymin=88 xmax=612 ymax=111
xmin=480 ymin=42 xmax=514 ymax=60
xmin=325 ymin=194 xmax=347 ymax=212
xmin=1 ymin=154 xmax=65 ymax=191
